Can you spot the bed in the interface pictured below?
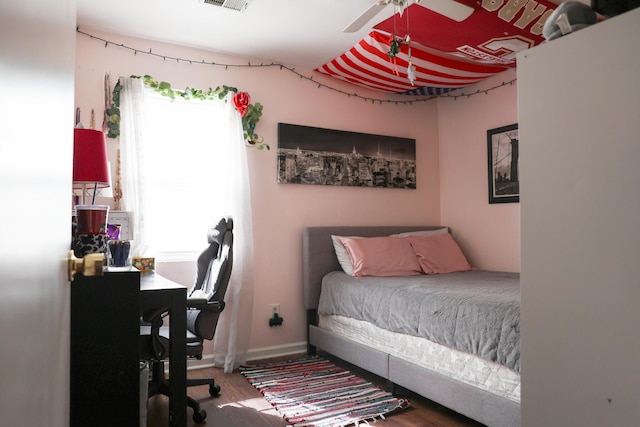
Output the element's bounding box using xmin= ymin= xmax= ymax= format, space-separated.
xmin=302 ymin=226 xmax=520 ymax=427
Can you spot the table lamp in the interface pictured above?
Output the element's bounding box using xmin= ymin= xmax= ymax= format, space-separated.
xmin=73 ymin=128 xmax=109 ymax=204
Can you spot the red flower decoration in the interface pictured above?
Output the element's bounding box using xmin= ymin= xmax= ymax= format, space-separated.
xmin=232 ymin=91 xmax=251 ymax=117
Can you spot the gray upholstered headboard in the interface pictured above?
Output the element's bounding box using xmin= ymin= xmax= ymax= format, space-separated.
xmin=302 ymin=225 xmax=446 ymax=310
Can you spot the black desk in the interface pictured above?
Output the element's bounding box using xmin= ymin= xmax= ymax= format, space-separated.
xmin=70 ymin=269 xmax=187 ymax=427
xmin=140 ymin=271 xmax=187 ymax=427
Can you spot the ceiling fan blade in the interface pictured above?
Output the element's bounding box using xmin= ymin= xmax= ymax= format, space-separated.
xmin=419 ymin=0 xmax=474 ymax=22
xmin=343 ymin=1 xmax=389 ymax=33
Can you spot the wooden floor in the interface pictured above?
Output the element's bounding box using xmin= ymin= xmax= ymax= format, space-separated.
xmin=146 ymin=353 xmax=485 ymax=427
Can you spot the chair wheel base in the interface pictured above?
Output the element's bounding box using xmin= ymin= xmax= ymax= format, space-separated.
xmin=193 ymin=408 xmax=207 ymax=423
xmin=209 ymin=383 xmax=221 ymax=396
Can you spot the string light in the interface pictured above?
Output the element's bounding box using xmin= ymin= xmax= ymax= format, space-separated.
xmin=77 ymin=27 xmax=516 ymax=105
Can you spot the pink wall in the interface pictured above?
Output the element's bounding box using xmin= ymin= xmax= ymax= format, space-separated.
xmin=75 ymin=30 xmax=442 ymax=355
xmin=437 ymin=70 xmax=520 ymax=273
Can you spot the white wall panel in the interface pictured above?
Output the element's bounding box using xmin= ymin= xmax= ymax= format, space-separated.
xmin=518 ymin=9 xmax=640 ymax=427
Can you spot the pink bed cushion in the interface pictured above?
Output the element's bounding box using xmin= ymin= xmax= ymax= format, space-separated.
xmin=338 ymin=236 xmax=422 ymax=277
xmin=407 ymin=234 xmax=472 ymax=274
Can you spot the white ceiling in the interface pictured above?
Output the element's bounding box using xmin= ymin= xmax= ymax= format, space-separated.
xmin=76 ymin=0 xmax=400 ymax=71
xmin=77 ymin=0 xmax=589 ymax=94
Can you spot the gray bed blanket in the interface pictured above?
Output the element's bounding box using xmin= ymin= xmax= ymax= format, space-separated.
xmin=318 ymin=270 xmax=521 ymax=372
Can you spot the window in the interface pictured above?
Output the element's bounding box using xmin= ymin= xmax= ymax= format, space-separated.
xmin=119 ymin=76 xmax=254 ymax=372
xmin=140 ymin=91 xmax=232 ymax=260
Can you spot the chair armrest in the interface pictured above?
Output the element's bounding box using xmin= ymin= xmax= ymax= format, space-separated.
xmin=141 ymin=307 xmax=168 ymax=324
xmin=186 ymin=297 xmax=208 ymax=306
xmin=187 ymin=298 xmax=225 ymax=313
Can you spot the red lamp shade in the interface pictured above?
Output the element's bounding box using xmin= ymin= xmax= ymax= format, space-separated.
xmin=73 ymin=128 xmax=109 ymax=189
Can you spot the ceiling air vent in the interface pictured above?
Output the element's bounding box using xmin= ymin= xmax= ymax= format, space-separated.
xmin=201 ymin=0 xmax=252 ymax=12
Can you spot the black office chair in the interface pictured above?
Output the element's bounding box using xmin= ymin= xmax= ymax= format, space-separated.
xmin=140 ymin=217 xmax=233 ymax=423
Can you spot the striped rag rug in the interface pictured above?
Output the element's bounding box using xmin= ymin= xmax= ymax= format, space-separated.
xmin=239 ymin=357 xmax=410 ymax=427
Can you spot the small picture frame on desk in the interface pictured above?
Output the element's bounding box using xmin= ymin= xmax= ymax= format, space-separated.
xmin=108 ymin=210 xmax=133 ymax=240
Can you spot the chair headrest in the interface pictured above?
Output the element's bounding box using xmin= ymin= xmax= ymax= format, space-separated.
xmin=207 ymin=217 xmax=233 ymax=245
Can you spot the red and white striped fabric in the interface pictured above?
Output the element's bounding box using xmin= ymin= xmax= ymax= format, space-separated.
xmin=316 ymin=0 xmax=557 ymax=95
xmin=316 ymin=31 xmax=507 ymax=94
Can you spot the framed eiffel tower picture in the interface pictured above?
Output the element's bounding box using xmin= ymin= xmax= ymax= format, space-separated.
xmin=487 ymin=123 xmax=519 ymax=204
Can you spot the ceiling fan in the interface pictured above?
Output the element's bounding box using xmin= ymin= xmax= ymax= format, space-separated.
xmin=343 ymin=0 xmax=475 ymax=33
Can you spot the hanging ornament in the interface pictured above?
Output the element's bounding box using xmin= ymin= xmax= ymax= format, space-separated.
xmin=388 ymin=37 xmax=401 ymax=59
xmin=113 ymin=149 xmax=123 ymax=210
xmin=388 ymin=1 xmax=403 ymax=76
xmin=404 ymin=5 xmax=415 ymax=85
xmin=407 ymin=62 xmax=416 ymax=86
xmin=388 ymin=35 xmax=401 ymax=76
xmin=103 ymin=73 xmax=112 ymax=134
xmin=406 ymin=35 xmax=416 ymax=86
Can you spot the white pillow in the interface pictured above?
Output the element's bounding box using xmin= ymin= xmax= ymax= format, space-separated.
xmin=331 ymin=228 xmax=449 ymax=275
xmin=390 ymin=227 xmax=449 ymax=237
xmin=331 ymin=235 xmax=362 ymax=276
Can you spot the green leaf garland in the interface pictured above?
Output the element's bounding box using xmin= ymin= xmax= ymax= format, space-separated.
xmin=106 ymin=79 xmax=122 ymax=139
xmin=106 ymin=75 xmax=268 ymax=150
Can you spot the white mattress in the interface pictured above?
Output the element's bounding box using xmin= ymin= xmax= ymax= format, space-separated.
xmin=319 ymin=314 xmax=521 ymax=403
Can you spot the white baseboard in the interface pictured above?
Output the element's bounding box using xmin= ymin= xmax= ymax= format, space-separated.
xmin=185 ymin=341 xmax=308 ymax=371
xmin=186 ymin=355 xmax=216 ymax=370
xmin=246 ymin=341 xmax=308 ymax=362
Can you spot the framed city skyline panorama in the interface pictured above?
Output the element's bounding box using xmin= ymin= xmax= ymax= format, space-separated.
xmin=277 ymin=123 xmax=416 ymax=189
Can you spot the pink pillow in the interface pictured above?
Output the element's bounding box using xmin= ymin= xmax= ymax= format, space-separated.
xmin=338 ymin=236 xmax=421 ymax=277
xmin=407 ymin=234 xmax=472 ymax=274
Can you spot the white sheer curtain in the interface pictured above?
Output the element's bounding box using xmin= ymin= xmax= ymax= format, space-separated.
xmin=208 ymin=94 xmax=256 ymax=373
xmin=119 ymin=76 xmax=255 ymax=373
xmin=120 ymin=77 xmax=153 ymax=257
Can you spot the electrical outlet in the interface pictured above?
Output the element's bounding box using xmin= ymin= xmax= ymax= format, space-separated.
xmin=269 ymin=304 xmax=283 ymax=327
